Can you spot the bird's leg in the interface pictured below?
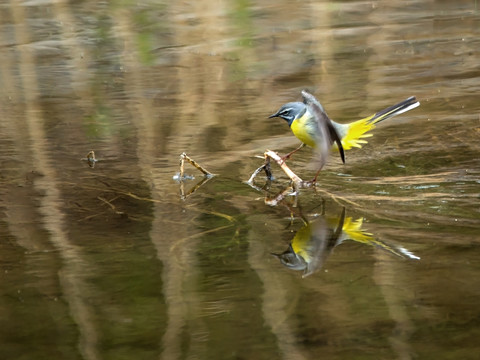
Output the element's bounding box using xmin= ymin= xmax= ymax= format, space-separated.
xmin=311 ymin=168 xmax=322 ymax=184
xmin=281 ymin=143 xmax=306 ymax=163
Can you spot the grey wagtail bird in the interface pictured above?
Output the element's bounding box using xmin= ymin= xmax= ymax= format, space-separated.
xmin=269 ymin=90 xmax=346 ymax=182
xmin=269 ymin=91 xmax=420 ymax=181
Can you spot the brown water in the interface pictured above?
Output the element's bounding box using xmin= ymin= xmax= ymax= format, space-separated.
xmin=1 ymin=0 xmax=479 ymax=359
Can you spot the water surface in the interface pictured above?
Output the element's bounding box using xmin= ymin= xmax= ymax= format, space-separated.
xmin=0 ymin=0 xmax=479 ymax=359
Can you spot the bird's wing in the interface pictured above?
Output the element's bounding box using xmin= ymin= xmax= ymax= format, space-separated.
xmin=301 ymin=91 xmax=345 ymax=171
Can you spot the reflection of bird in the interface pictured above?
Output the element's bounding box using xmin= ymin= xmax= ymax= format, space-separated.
xmin=273 ymin=208 xmax=419 ymax=277
xmin=269 ymin=93 xmax=420 ymax=175
xmin=272 ymin=208 xmax=345 ymax=278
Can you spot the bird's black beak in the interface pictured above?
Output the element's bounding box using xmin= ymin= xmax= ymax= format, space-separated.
xmin=268 ymin=112 xmax=279 ymax=119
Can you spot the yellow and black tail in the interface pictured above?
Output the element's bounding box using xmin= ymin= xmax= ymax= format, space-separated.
xmin=368 ymin=96 xmax=419 ymax=124
xmin=340 ymin=96 xmax=420 ymax=150
xmin=342 ymin=217 xmax=420 ymax=259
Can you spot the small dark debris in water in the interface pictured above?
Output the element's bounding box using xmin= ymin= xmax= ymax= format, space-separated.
xmin=81 ymin=150 xmax=99 ymax=168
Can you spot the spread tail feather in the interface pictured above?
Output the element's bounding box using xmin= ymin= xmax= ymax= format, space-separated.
xmin=341 ymin=96 xmax=420 ymax=150
xmin=342 ymin=217 xmax=420 ymax=259
xmin=342 ymin=217 xmax=374 ymax=243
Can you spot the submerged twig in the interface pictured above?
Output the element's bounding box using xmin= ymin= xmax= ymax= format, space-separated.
xmin=97 ymin=196 xmax=127 ymax=217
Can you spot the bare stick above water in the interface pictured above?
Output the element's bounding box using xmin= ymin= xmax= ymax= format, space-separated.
xmin=178 ymin=152 xmax=214 ymax=179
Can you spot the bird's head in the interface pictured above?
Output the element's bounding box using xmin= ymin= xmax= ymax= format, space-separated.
xmin=271 ymin=245 xmax=307 ymax=271
xmin=268 ymin=102 xmax=306 ymax=127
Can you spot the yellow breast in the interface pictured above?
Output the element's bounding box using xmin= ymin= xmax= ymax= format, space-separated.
xmin=291 ymin=224 xmax=313 ymax=262
xmin=291 ymin=112 xmax=375 ymax=151
xmin=290 ymin=113 xmax=317 ymax=148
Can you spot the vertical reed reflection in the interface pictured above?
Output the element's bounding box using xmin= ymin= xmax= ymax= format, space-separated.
xmin=111 ymin=4 xmax=209 ymax=359
xmin=247 ymin=215 xmax=307 ymax=360
xmin=374 ymin=251 xmax=415 ymax=360
xmin=51 ymin=0 xmax=92 ymax=96
xmin=365 ymin=5 xmax=419 ymax=358
xmin=8 ymin=1 xmax=99 ymax=359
